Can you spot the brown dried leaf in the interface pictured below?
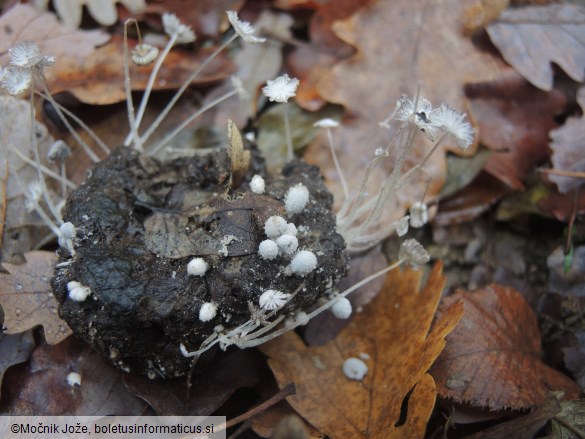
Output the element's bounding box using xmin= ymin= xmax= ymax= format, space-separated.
xmin=0 ymin=331 xmax=35 ymax=400
xmin=260 ymin=263 xmax=464 ymax=438
xmin=305 ymin=0 xmax=505 ymax=216
xmin=227 ymin=119 xmax=250 ymax=189
xmin=0 ymin=96 xmax=60 ymax=261
xmin=487 ymin=3 xmax=585 ymax=91
xmin=1 ymin=336 xmax=147 ymax=415
xmin=123 ymin=349 xmax=262 ymax=415
xmin=47 ymin=36 xmax=234 ymax=105
xmin=0 ymin=251 xmax=72 ymax=344
xmin=431 ymin=284 xmax=580 ymax=410
xmin=549 ymin=86 xmax=585 ymax=194
xmin=0 ymin=4 xmax=109 ymax=65
xmin=466 ymin=73 xmax=566 ymax=190
xmin=52 ymin=0 xmax=145 ymax=27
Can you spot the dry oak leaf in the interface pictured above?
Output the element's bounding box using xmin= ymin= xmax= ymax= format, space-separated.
xmin=0 ymin=4 xmax=109 ymax=66
xmin=0 ymin=331 xmax=35 ymax=401
xmin=548 ymin=86 xmax=585 ymax=194
xmin=51 ymin=0 xmax=145 ymax=28
xmin=260 ymin=263 xmax=464 ymax=438
xmin=305 ymin=0 xmax=505 ymax=216
xmin=1 ymin=336 xmax=147 ymax=416
xmin=431 ymin=284 xmax=580 ymax=411
xmin=487 ymin=3 xmax=585 ymax=91
xmin=47 ymin=36 xmax=234 ymax=105
xmin=0 ymin=251 xmax=72 ymax=345
xmin=465 ymin=73 xmax=566 ymax=190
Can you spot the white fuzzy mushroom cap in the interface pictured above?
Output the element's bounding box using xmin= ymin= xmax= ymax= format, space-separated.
xmin=276 ymin=234 xmax=298 ymax=257
xmin=259 ymin=289 xmax=291 ymax=310
xmin=343 ymin=357 xmax=368 ymax=381
xmin=250 ymin=174 xmax=265 ymax=194
xmin=331 ymin=297 xmax=352 ymax=319
xmin=285 ymin=183 xmax=309 ymax=215
xmin=264 ymin=216 xmax=288 ymax=239
xmin=259 ymin=239 xmax=279 ymax=260
xmin=291 ymin=250 xmax=317 ymax=276
xmin=409 ymin=202 xmax=429 ymax=228
xmin=67 ymin=371 xmax=82 ymax=387
xmin=199 ymin=302 xmax=217 ymax=322
xmin=187 ymin=258 xmax=208 ymax=276
xmin=67 ymin=281 xmax=91 ymax=302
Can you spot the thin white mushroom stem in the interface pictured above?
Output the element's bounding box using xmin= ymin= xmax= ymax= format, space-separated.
xmin=147 ymin=87 xmax=239 ymax=156
xmin=284 ymin=102 xmax=293 ymax=161
xmin=37 ymin=79 xmax=100 ymax=163
xmin=326 ymin=127 xmax=349 ymax=199
xmin=137 ymin=33 xmax=238 ymax=146
xmin=36 ymin=90 xmax=110 ymax=155
xmin=122 ymin=19 xmax=144 ymax=152
xmin=9 ymin=146 xmax=76 ymax=190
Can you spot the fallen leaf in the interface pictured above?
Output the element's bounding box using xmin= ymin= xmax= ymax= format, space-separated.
xmin=251 ymin=401 xmax=322 ymax=438
xmin=0 ymin=336 xmax=147 ymax=415
xmin=0 ymin=96 xmax=62 ymax=262
xmin=51 ymin=0 xmax=145 ymax=27
xmin=466 ymin=73 xmax=566 ymax=190
xmin=487 ymin=3 xmax=585 ymax=91
xmin=0 ymin=4 xmax=109 ymax=65
xmin=431 ymin=284 xmax=580 ymax=410
xmin=227 ymin=119 xmax=250 ymax=189
xmin=548 ymin=86 xmax=585 ymax=194
xmin=547 ymin=245 xmax=585 ymax=298
xmin=462 ymin=0 xmax=510 ymax=33
xmin=562 ymin=330 xmax=585 ymax=391
xmin=439 ymin=147 xmax=492 ymax=198
xmin=304 ymin=0 xmax=505 ymax=218
xmin=123 ymin=349 xmax=262 ymax=415
xmin=551 ymin=399 xmax=585 ymax=439
xmin=260 ymin=263 xmax=464 ymax=438
xmin=47 ymin=36 xmax=234 ymax=105
xmin=0 ymin=331 xmax=35 ymax=400
xmin=0 ymin=251 xmax=72 ymax=344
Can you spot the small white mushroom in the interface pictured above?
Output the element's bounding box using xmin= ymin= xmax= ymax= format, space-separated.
xmin=199 ymin=302 xmax=217 ymax=322
xmin=343 ymin=358 xmax=368 ymax=381
xmin=264 ymin=216 xmax=288 ymax=239
xmin=285 ymin=183 xmax=309 ymax=215
xmin=250 ymin=174 xmax=265 ymax=194
xmin=291 ymin=250 xmax=317 ymax=276
xmin=187 ymin=257 xmax=208 ymax=276
xmin=409 ymin=202 xmax=429 ymax=228
xmin=331 ymin=297 xmax=352 ymax=319
xmin=276 ymin=234 xmax=298 ymax=257
xmin=67 ymin=281 xmax=91 ymax=302
xmin=67 ymin=371 xmax=82 ymax=387
xmin=259 ymin=290 xmax=290 ymax=310
xmin=259 ymin=239 xmax=279 ymax=260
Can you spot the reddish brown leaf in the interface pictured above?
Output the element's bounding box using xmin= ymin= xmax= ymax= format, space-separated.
xmin=260 ymin=263 xmax=464 ymax=438
xmin=0 ymin=251 xmax=72 ymax=344
xmin=0 ymin=331 xmax=35 ymax=400
xmin=548 ymin=86 xmax=585 ymax=194
xmin=47 ymin=36 xmax=234 ymax=105
xmin=487 ymin=3 xmax=585 ymax=91
xmin=1 ymin=336 xmax=147 ymax=415
xmin=466 ymin=73 xmax=566 ymax=190
xmin=431 ymin=284 xmax=580 ymax=410
xmin=122 ymin=349 xmax=262 ymax=415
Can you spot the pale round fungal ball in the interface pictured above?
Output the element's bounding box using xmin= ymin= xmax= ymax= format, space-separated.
xmin=291 ymin=250 xmax=317 ymax=276
xmin=199 ymin=302 xmax=217 ymax=322
xmin=409 ymin=202 xmax=429 ymax=228
xmin=285 ymin=222 xmax=298 ymax=236
xmin=259 ymin=289 xmax=290 ymax=310
xmin=343 ymin=357 xmax=368 ymax=381
xmin=67 ymin=371 xmax=82 ymax=387
xmin=250 ymin=174 xmax=265 ymax=194
xmin=259 ymin=239 xmax=279 ymax=260
xmin=285 ymin=183 xmax=309 ymax=215
xmin=187 ymin=257 xmax=208 ymax=276
xmin=67 ymin=281 xmax=91 ymax=302
xmin=331 ymin=297 xmax=352 ymax=319
xmin=276 ymin=234 xmax=298 ymax=257
xmin=264 ymin=216 xmax=288 ymax=239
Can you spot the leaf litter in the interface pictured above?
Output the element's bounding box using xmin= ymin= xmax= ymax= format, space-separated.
xmin=260 ymin=263 xmax=464 ymax=438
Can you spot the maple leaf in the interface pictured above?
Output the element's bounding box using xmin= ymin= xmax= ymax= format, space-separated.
xmin=304 ymin=0 xmax=505 ymax=219
xmin=0 ymin=4 xmax=109 ymax=66
xmin=0 ymin=251 xmax=72 ymax=345
xmin=431 ymin=284 xmax=580 ymax=410
xmin=548 ymin=86 xmax=585 ymax=194
xmin=487 ymin=3 xmax=585 ymax=91
xmin=260 ymin=263 xmax=464 ymax=438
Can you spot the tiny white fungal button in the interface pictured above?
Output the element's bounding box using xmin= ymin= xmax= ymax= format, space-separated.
xmin=285 ymin=183 xmax=309 ymax=215
xmin=343 ymin=358 xmax=368 ymax=381
xmin=199 ymin=302 xmax=217 ymax=322
xmin=259 ymin=239 xmax=279 ymax=260
xmin=67 ymin=281 xmax=91 ymax=302
xmin=187 ymin=258 xmax=208 ymax=276
xmin=259 ymin=290 xmax=290 ymax=310
xmin=331 ymin=297 xmax=352 ymax=319
xmin=250 ymin=174 xmax=265 ymax=194
xmin=276 ymin=234 xmax=298 ymax=256
xmin=409 ymin=202 xmax=429 ymax=228
xmin=291 ymin=250 xmax=317 ymax=276
xmin=264 ymin=216 xmax=288 ymax=239
xmin=67 ymin=371 xmax=82 ymax=387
